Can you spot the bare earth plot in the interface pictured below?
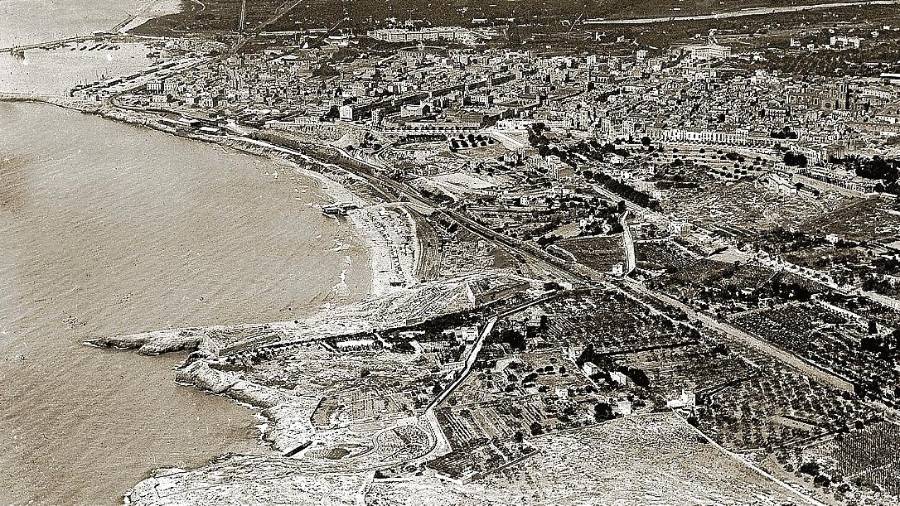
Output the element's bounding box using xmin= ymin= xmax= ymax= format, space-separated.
xmin=366 ymin=413 xmax=796 ymax=506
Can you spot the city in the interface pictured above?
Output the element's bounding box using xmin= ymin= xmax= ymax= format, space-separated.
xmin=3 ymin=0 xmax=900 ymax=504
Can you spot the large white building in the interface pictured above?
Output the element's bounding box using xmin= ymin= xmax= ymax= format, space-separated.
xmin=367 ymin=27 xmax=476 ymax=45
xmin=680 ymin=42 xmax=732 ymax=61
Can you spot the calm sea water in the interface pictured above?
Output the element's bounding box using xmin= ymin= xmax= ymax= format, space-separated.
xmin=0 ymin=42 xmax=154 ymax=97
xmin=0 ymin=102 xmax=370 ymax=504
xmin=0 ymin=0 xmax=177 ymax=98
xmin=0 ymin=0 xmax=176 ymax=47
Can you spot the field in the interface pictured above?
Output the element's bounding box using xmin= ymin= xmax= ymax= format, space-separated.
xmin=556 ymin=235 xmax=622 ymax=273
xmin=366 ymin=413 xmax=797 ymax=505
xmin=537 ymin=290 xmax=695 ymax=354
xmin=662 ymin=180 xmax=845 ymax=241
xmin=826 ymin=422 xmax=900 ymax=496
xmin=728 ymin=301 xmax=900 ymax=409
xmin=622 ymin=343 xmax=756 ymax=400
xmin=791 ymin=420 xmax=900 ymax=501
xmin=800 ymin=196 xmax=900 ymax=244
xmin=697 ymin=361 xmax=876 ymax=451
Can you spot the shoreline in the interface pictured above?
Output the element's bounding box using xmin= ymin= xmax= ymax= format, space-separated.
xmin=48 ymin=97 xmax=424 ymax=331
xmin=3 ymin=95 xmax=414 ymax=302
xmin=116 ymin=0 xmax=183 ymax=34
xmin=2 ymin=96 xmax=425 ymax=502
xmin=0 ymin=8 xmax=420 ymax=505
xmin=65 ymin=94 xmax=428 ymax=466
xmin=116 ymin=271 xmax=485 ymax=504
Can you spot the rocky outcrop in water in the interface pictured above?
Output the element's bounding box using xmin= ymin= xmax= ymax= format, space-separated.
xmin=85 ymin=329 xmax=205 ymax=355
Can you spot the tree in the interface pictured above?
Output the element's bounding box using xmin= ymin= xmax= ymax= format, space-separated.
xmin=594 ymin=402 xmax=615 ymax=422
xmin=323 ymin=105 xmax=339 ymax=120
xmin=576 ymin=343 xmax=596 ymax=367
xmin=855 ymin=156 xmax=900 ymax=182
xmin=799 ymin=462 xmax=820 ymax=476
xmin=497 ymin=328 xmax=526 ymax=351
xmin=622 ymin=366 xmax=650 ymax=388
xmin=784 ymin=152 xmax=808 ymax=168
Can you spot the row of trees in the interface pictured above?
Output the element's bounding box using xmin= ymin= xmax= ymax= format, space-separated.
xmin=853 ymin=156 xmax=900 ymax=182
xmin=581 ymin=169 xmax=660 ymax=209
xmin=450 ymin=133 xmax=496 ymax=151
xmin=575 ymin=139 xmax=630 ymax=160
xmin=832 ymin=155 xmax=900 ymax=195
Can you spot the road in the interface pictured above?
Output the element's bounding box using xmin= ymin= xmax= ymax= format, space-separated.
xmin=600 ymin=170 xmax=900 ymax=317
xmin=485 ymin=128 xmax=528 ymax=150
xmin=592 ymin=183 xmax=667 ymax=222
xmin=445 ymin=208 xmax=594 ymax=282
xmin=100 ymin=94 xmax=609 ymax=286
xmin=238 ymin=0 xmax=247 ymax=32
xmin=586 ymin=176 xmax=860 ymax=393
xmin=228 ymin=0 xmax=306 ymax=54
xmin=102 ymin=102 xmax=863 ymax=399
xmin=425 ymin=290 xmax=567 ymax=412
xmin=671 ymin=410 xmax=827 ymax=506
xmin=620 ymin=211 xmax=636 ymax=275
xmin=497 ymin=290 xmax=570 ymax=319
xmin=622 ymin=278 xmax=856 ymax=393
xmin=426 ymin=316 xmax=497 ymax=412
xmin=101 ymin=108 xmax=861 ymax=398
xmin=225 ymin=135 xmax=600 ymax=284
xmin=583 ymin=0 xmax=900 ymax=25
xmin=111 ymin=15 xmax=139 ymax=33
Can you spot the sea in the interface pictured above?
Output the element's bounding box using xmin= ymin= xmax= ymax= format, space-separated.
xmin=0 ymin=0 xmax=180 ymax=48
xmin=0 ymin=4 xmax=371 ymax=505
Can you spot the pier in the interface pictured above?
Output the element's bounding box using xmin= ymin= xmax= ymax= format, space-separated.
xmin=0 ymin=34 xmax=101 ymax=55
xmin=0 ymin=92 xmax=68 ymax=102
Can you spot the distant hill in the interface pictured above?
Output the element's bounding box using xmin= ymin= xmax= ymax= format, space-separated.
xmin=132 ymin=0 xmax=885 ymax=38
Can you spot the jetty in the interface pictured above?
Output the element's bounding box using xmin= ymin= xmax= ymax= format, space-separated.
xmin=321 ymin=202 xmax=359 ymax=216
